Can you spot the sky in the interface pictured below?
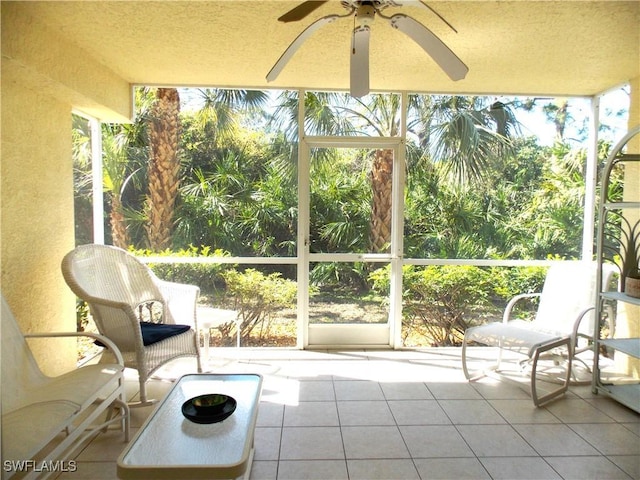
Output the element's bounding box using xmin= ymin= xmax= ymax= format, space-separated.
xmin=179 ymin=85 xmax=631 ymax=149
xmin=516 ymin=86 xmax=630 ymax=147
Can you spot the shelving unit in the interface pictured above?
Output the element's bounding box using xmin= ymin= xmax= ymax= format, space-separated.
xmin=593 ymin=126 xmax=640 ymax=413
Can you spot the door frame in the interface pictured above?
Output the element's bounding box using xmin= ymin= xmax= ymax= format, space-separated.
xmin=297 ymin=135 xmax=406 ymax=349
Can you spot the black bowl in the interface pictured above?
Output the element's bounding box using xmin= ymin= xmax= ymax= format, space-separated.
xmin=182 ymin=394 xmax=237 ymax=424
xmin=190 ymin=394 xmax=229 ymax=415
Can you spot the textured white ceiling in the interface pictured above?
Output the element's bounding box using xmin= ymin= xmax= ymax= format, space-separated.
xmin=16 ymin=1 xmax=640 ymax=97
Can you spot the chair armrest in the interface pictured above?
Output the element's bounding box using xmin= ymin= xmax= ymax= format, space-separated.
xmin=155 ymin=279 xmax=200 ymax=328
xmin=503 ymin=293 xmax=541 ymax=323
xmin=156 ymin=279 xmax=200 ymax=299
xmin=570 ymin=306 xmax=595 ymax=349
xmin=25 ymin=331 xmax=125 ymax=366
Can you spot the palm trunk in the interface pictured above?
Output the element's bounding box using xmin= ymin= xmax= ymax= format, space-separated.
xmin=110 ymin=195 xmax=129 ymax=248
xmin=146 ymin=88 xmax=181 ymax=251
xmin=369 ymin=149 xmax=393 ymax=253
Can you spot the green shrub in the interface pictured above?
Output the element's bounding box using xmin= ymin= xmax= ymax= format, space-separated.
xmin=223 ymin=268 xmax=297 ymax=343
xmin=490 ymin=265 xmax=547 ymax=300
xmin=370 ymin=264 xmax=550 ymax=346
xmin=130 ymin=245 xmax=232 ymax=296
xmin=371 ymin=264 xmax=494 ymax=346
xmin=489 ymin=265 xmax=547 ymax=319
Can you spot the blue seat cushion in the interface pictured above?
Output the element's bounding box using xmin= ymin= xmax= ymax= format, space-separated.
xmin=140 ymin=322 xmax=191 ymax=346
xmin=94 ymin=322 xmax=191 ymax=347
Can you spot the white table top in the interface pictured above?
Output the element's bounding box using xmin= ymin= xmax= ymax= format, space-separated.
xmin=117 ymin=373 xmax=262 ymax=479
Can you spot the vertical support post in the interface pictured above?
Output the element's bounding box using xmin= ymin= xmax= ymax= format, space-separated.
xmin=297 ymin=89 xmax=310 ymax=349
xmin=90 ymin=117 xmax=105 ymax=245
xmin=583 ymin=95 xmax=600 ymax=260
xmin=389 ymin=92 xmax=408 ymax=348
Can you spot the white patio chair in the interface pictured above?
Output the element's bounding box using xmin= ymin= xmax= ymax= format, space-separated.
xmin=1 ymin=294 xmax=129 ymax=478
xmin=461 ymin=261 xmax=615 ymax=406
xmin=61 ymin=244 xmax=203 ymax=407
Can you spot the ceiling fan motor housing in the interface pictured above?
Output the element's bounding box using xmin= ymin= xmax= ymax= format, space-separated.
xmin=356 ymin=3 xmax=376 ymax=26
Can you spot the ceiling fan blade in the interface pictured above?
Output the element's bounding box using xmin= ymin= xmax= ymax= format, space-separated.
xmin=267 ymin=15 xmax=340 ymax=82
xmin=388 ymin=14 xmax=468 ymax=81
xmin=350 ymin=26 xmax=370 ymax=98
xmin=278 ymin=1 xmax=329 ymax=23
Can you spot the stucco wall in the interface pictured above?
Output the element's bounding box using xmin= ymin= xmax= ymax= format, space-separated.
xmin=1 ymin=2 xmax=132 ymax=123
xmin=1 ymin=77 xmax=77 ymax=375
xmin=1 ymin=4 xmax=132 ymax=375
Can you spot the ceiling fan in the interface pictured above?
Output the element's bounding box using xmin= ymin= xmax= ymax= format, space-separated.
xmin=266 ymin=0 xmax=469 ymax=98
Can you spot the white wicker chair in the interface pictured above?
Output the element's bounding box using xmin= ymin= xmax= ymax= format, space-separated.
xmin=461 ymin=261 xmax=615 ymax=406
xmin=1 ymin=294 xmax=129 ymax=479
xmin=61 ymin=244 xmax=202 ymax=407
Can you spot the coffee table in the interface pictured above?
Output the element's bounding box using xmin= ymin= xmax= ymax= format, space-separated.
xmin=117 ymin=373 xmax=262 ymax=480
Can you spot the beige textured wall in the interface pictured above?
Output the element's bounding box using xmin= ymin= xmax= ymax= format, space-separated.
xmin=1 ymin=4 xmax=132 ymax=374
xmin=1 ymin=2 xmax=132 ymax=123
xmin=1 ymin=77 xmax=77 ymax=374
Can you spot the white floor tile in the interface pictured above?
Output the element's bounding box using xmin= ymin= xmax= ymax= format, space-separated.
xmin=488 ymin=399 xmax=561 ymax=424
xmin=608 ymin=454 xmax=640 ymax=479
xmin=387 ymin=399 xmax=451 ymax=425
xmin=341 ymin=426 xmax=410 ymax=459
xmin=297 ymin=380 xmax=336 ymax=401
xmin=479 ymin=457 xmax=562 ymax=480
xmin=257 ymin=402 xmax=285 ymax=427
xmin=280 ymin=427 xmax=344 ymax=460
xmin=380 ymin=381 xmax=433 ymax=400
xmin=276 ymin=460 xmax=348 ymax=480
xmin=284 ymin=401 xmax=339 ymax=427
xmin=413 ymin=458 xmax=491 ymax=479
xmin=333 ymin=380 xmax=385 ymax=401
xmin=544 ymin=455 xmax=633 ymax=479
xmin=254 ymin=427 xmax=282 ymax=461
xmin=347 ymin=459 xmax=420 ymax=479
xmin=457 ymin=425 xmax=538 ymax=457
xmin=569 ymin=423 xmax=640 ymax=455
xmin=399 ymin=425 xmax=474 ymax=458
xmin=60 ymin=348 xmax=639 ymax=480
xmin=545 ymin=398 xmax=618 ymax=424
xmin=439 ymin=399 xmax=507 ymax=424
xmin=426 ymin=382 xmax=484 ymax=400
xmin=337 ymin=400 xmax=395 ymax=426
xmin=249 ymin=460 xmax=278 ymax=480
xmin=514 ymin=424 xmax=601 ymax=456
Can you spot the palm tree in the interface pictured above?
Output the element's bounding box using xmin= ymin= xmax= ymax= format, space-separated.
xmin=416 ymin=95 xmax=519 ymax=183
xmin=173 ymin=88 xmax=270 ymax=250
xmin=274 ymin=92 xmax=521 ymax=253
xmin=102 ymin=129 xmax=132 ymax=248
xmin=194 ymin=88 xmax=270 ymax=142
xmin=71 ymin=115 xmax=95 ymax=244
xmin=146 ymin=88 xmax=181 ymax=250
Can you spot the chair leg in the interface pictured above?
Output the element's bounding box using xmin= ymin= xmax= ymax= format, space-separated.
xmin=462 ymin=335 xmax=500 ymax=381
xmin=126 ymin=375 xmax=157 ymax=408
xmin=196 ymin=350 xmax=203 ymax=373
xmin=111 ymin=398 xmax=131 ymax=442
xmin=461 ymin=337 xmax=476 ymax=380
xmin=102 ymin=378 xmax=131 ymax=436
xmin=530 ymin=338 xmax=572 ymax=407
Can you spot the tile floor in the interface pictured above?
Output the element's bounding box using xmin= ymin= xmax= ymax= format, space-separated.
xmin=60 ymin=348 xmax=639 ymax=480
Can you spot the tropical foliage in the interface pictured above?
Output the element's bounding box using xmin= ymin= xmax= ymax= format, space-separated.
xmin=71 ymin=87 xmax=624 ymax=346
